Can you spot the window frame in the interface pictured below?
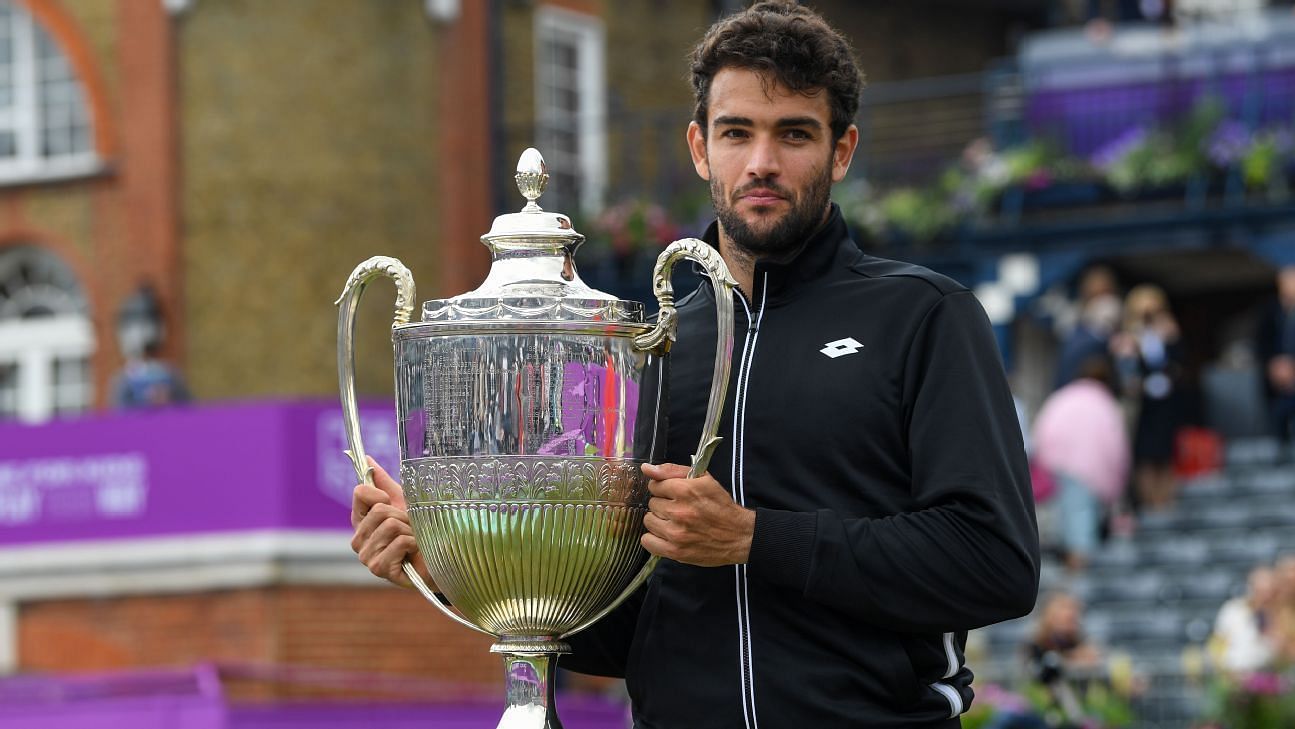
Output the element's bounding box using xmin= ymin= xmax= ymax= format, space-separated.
xmin=533 ymin=5 xmax=607 ymax=216
xmin=0 ymin=245 xmax=94 ymax=423
xmin=0 ymin=316 xmax=93 ymax=422
xmin=0 ymin=1 xmax=99 ymax=185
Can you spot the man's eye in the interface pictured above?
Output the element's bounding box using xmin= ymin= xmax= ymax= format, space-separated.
xmin=720 ymin=129 xmax=748 ymax=139
xmin=785 ymin=129 xmax=812 ymax=141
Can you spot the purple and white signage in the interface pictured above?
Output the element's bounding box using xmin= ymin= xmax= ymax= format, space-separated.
xmin=0 ymin=401 xmax=399 ymax=546
xmin=314 ymin=406 xmax=401 ymax=508
xmin=0 ymin=453 xmax=149 ymax=527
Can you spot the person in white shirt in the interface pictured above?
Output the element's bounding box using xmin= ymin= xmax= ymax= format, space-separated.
xmin=1211 ymin=565 xmax=1277 ymax=675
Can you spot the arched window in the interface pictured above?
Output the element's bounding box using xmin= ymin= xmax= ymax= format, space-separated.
xmin=0 ymin=245 xmax=93 ymax=422
xmin=0 ymin=1 xmax=97 ymax=182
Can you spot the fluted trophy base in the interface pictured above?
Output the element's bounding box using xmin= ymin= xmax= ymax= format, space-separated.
xmin=492 ymin=639 xmax=570 ymax=729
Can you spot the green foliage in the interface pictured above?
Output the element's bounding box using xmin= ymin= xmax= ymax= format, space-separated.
xmin=1242 ymin=131 xmax=1294 ymax=195
xmin=878 ymin=187 xmax=958 ymax=243
xmin=1202 ymin=672 xmax=1295 ymax=729
xmin=838 ymin=94 xmax=1293 ymax=245
xmin=959 ymin=703 xmax=996 ymax=729
xmin=1102 ymin=131 xmax=1190 ymax=194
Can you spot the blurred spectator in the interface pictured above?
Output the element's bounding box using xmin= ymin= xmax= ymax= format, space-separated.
xmin=112 ymin=339 xmax=191 ymax=409
xmin=1112 ymin=284 xmax=1185 ymax=510
xmin=1076 ymin=264 xmax=1119 ymax=304
xmin=1080 ymin=0 xmax=1176 ymax=42
xmin=1254 ymin=264 xmax=1295 ymax=445
xmin=979 ymin=592 xmax=1108 ymax=729
xmin=1053 ymin=292 xmax=1123 ymax=390
xmin=1025 ymin=592 xmax=1106 ymax=724
xmin=1063 ymin=265 xmax=1119 ymax=330
xmin=1210 ymin=565 xmax=1278 ymax=675
xmin=1273 ymin=553 xmax=1295 ymax=665
xmin=1032 ymin=355 xmax=1130 ymax=572
xmin=1027 ymin=592 xmax=1104 ymax=675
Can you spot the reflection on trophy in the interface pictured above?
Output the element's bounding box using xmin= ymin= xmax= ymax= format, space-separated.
xmin=336 ymin=148 xmax=736 ymax=728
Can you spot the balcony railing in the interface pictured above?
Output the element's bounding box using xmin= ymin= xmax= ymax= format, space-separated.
xmin=497 ymin=9 xmax=1295 ymax=267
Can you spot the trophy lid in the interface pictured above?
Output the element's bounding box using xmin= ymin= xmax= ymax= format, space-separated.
xmin=420 ymin=148 xmax=644 ymax=324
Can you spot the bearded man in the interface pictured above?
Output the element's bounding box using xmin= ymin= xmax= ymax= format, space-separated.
xmin=351 ymin=3 xmax=1039 ymax=726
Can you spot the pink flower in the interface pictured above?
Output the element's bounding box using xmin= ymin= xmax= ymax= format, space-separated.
xmin=1025 ymin=170 xmax=1054 ymax=191
xmin=976 ymin=683 xmax=1030 ymax=713
xmin=1240 ymin=671 xmax=1285 ymax=696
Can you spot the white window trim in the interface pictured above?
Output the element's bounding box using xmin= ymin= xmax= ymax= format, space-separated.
xmin=0 ymin=2 xmax=100 ymax=185
xmin=534 ymin=5 xmax=607 ymax=215
xmin=0 ymin=316 xmax=94 ymax=423
xmin=0 ymin=600 xmax=13 ymax=674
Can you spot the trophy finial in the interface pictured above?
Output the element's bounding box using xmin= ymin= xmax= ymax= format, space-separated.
xmin=516 ymin=148 xmax=548 ymax=212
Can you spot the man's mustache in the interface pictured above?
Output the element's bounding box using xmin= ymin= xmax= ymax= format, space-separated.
xmin=731 ymin=179 xmax=793 ymax=202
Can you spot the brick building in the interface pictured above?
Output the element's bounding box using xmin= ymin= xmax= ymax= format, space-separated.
xmin=0 ymin=0 xmax=498 ymax=697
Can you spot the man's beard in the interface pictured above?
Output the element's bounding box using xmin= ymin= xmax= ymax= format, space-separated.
xmin=711 ymin=160 xmax=832 ymax=259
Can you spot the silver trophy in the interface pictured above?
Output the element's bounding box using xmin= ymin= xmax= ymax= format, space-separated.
xmin=336 ymin=148 xmax=736 ymax=729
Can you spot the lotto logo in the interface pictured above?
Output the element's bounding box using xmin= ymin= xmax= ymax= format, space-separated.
xmin=820 ymin=337 xmax=864 ymax=359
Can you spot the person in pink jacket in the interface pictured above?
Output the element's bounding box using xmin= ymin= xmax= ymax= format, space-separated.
xmin=1032 ymin=355 xmax=1131 ymax=572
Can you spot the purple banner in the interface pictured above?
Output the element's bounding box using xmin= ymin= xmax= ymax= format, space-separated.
xmin=0 ymin=664 xmax=629 ymax=729
xmin=1025 ymin=67 xmax=1295 ymax=157
xmin=0 ymin=401 xmax=400 ymax=546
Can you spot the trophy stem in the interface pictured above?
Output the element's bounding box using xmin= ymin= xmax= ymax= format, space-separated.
xmin=492 ymin=639 xmax=570 ymax=729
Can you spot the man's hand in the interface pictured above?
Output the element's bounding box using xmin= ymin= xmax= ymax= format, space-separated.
xmin=640 ymin=462 xmax=755 ymax=567
xmin=350 ymin=457 xmax=431 ymax=589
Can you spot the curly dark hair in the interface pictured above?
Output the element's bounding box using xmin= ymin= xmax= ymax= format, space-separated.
xmin=689 ymin=1 xmax=865 ymax=142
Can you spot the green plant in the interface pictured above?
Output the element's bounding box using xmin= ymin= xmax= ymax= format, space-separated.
xmin=878 ymin=186 xmax=957 ymax=242
xmin=1018 ymin=678 xmax=1134 ymax=728
xmin=1092 ymin=97 xmax=1223 ymax=195
xmin=1242 ymin=130 xmax=1294 ymax=194
xmin=1203 ymin=671 xmax=1295 ymax=729
xmin=837 ymin=94 xmax=1293 ymax=246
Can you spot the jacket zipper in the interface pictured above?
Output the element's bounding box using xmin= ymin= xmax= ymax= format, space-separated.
xmin=731 ymin=274 xmax=768 ymax=729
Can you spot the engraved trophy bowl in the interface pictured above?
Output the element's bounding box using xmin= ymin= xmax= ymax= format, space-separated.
xmin=336 ymin=148 xmax=737 ymax=729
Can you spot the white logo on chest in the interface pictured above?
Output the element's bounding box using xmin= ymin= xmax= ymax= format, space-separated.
xmin=820 ymin=337 xmax=864 ymax=358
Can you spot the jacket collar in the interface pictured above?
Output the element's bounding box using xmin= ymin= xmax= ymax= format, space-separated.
xmin=700 ymin=203 xmax=857 ymax=305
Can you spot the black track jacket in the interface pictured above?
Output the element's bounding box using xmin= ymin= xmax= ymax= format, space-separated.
xmin=565 ymin=204 xmax=1040 ymax=728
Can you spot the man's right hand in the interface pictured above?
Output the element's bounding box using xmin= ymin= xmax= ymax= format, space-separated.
xmin=350 ymin=457 xmax=431 ymax=590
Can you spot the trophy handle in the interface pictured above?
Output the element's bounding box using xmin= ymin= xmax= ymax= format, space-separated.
xmin=335 ymin=255 xmax=416 ymax=487
xmin=336 ymin=257 xmax=491 ymax=637
xmin=561 ymin=239 xmax=738 ymax=639
xmin=633 ymin=237 xmax=738 ymax=477
xmin=401 ymin=562 xmax=495 ymax=637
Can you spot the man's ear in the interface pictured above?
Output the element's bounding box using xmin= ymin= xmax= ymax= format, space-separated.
xmin=831 ymin=124 xmax=860 ymax=183
xmin=687 ymin=121 xmax=710 ymax=181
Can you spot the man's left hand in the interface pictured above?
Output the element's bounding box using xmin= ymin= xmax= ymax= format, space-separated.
xmin=640 ymin=462 xmax=755 ymax=567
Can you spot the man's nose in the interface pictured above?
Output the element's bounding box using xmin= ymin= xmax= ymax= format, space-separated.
xmin=744 ymin=136 xmax=780 ymax=179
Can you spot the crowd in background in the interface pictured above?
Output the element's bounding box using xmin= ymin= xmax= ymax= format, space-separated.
xmin=1004 ymin=261 xmax=1295 ymax=726
xmin=1027 ymin=262 xmax=1295 ymax=574
xmin=1029 ymin=265 xmax=1191 ymax=574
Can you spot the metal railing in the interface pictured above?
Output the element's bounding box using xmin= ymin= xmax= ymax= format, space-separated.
xmin=494 ymin=10 xmax=1295 ymax=260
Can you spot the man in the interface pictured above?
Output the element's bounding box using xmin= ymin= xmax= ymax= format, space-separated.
xmin=1256 ymin=264 xmax=1295 ymax=444
xmin=351 ymin=3 xmax=1039 ymax=726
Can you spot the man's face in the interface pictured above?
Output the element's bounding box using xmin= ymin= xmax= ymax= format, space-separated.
xmin=687 ymin=68 xmax=858 ymax=257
